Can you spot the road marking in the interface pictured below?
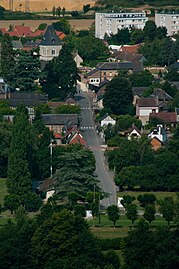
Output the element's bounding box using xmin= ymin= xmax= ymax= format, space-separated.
xmin=80 ymin=126 xmax=94 ymax=130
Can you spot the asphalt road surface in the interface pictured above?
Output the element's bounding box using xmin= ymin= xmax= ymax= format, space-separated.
xmin=76 ymin=89 xmax=117 ymax=207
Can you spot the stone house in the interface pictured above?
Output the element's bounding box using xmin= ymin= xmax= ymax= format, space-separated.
xmin=39 ymin=25 xmax=62 ymax=61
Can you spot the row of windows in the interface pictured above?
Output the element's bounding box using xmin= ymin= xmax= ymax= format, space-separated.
xmin=102 ymin=14 xmax=145 ymax=19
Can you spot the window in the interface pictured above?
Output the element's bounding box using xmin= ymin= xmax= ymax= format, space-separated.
xmin=103 ymin=72 xmax=106 ymax=75
xmin=52 ymin=48 xmax=55 ymax=55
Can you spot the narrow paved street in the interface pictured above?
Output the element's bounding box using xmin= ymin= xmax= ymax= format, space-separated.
xmin=76 ymin=89 xmax=117 ymax=207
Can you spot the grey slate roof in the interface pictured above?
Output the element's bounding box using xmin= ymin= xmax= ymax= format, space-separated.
xmin=9 ymin=92 xmax=48 ymax=107
xmin=40 ymin=25 xmax=62 ymax=46
xmin=132 ymin=87 xmax=148 ymax=96
xmin=12 ymin=40 xmax=23 ymax=49
xmin=151 ymin=88 xmax=172 ymax=101
xmin=97 ymin=62 xmax=143 ymax=72
xmin=42 ymin=114 xmax=78 ymax=126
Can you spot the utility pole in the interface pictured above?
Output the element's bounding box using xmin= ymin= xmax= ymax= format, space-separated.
xmin=9 ymin=0 xmax=13 ymax=11
xmin=25 ymin=0 xmax=30 ymax=12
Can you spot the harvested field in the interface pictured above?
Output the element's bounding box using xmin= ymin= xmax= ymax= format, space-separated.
xmin=0 ymin=19 xmax=94 ymax=31
xmin=0 ymin=0 xmax=95 ymax=11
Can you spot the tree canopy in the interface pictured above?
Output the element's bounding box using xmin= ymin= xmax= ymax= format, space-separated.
xmin=103 ymin=76 xmax=133 ymax=115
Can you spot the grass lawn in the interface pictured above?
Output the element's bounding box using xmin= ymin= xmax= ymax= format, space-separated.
xmin=89 ymin=214 xmax=175 ymax=238
xmin=0 ymin=178 xmax=7 ymax=205
xmin=117 ymin=191 xmax=177 ymax=201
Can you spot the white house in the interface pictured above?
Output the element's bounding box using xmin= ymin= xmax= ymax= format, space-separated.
xmin=101 ymin=113 xmax=116 ymax=127
xmin=136 ymin=97 xmax=159 ymax=125
xmin=148 ymin=124 xmax=167 ymax=143
xmin=39 ymin=25 xmax=62 ymax=61
xmin=125 ymin=124 xmax=141 ymax=140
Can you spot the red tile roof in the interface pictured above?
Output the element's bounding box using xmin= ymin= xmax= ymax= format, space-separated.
xmin=150 ymin=112 xmax=177 ymax=123
xmin=30 ymin=29 xmax=45 ymax=37
xmin=69 ymin=132 xmax=86 ymax=145
xmin=6 ymin=31 xmax=19 ymax=37
xmin=120 ymin=44 xmax=141 ymax=54
xmin=0 ymin=28 xmax=7 ymax=34
xmin=54 ymin=133 xmax=62 ymax=139
xmin=137 ymin=97 xmax=158 ymax=107
xmin=14 ymin=25 xmax=32 ymax=37
xmin=56 ymin=31 xmax=66 ymax=39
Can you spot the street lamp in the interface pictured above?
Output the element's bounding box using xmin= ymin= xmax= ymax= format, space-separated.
xmin=50 ymin=138 xmax=53 ymax=178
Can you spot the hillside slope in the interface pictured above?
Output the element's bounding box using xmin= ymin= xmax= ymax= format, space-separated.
xmin=0 ymin=0 xmax=95 ymax=12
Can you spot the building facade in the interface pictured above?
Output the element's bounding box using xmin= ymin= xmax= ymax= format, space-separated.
xmin=155 ymin=12 xmax=179 ymax=36
xmin=39 ymin=25 xmax=62 ymax=61
xmin=95 ymin=12 xmax=148 ymax=39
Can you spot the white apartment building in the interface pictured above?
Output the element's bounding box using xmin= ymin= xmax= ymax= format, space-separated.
xmin=155 ymin=12 xmax=179 ymax=36
xmin=95 ymin=12 xmax=148 ymax=39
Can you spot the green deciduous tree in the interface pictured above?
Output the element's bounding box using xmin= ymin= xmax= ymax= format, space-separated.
xmin=103 ymin=76 xmax=133 ymax=115
xmin=144 ymin=204 xmax=156 ymax=224
xmin=137 ymin=194 xmax=156 ymax=208
xmin=126 ymin=204 xmax=138 ymax=226
xmin=0 ymin=122 xmax=12 ymax=178
xmin=143 ymin=20 xmax=157 ymax=41
xmin=107 ymin=205 xmax=120 ymax=228
xmin=52 ymin=18 xmax=71 ymax=34
xmin=159 ymin=196 xmax=175 ymax=227
xmin=110 ymin=28 xmax=131 ymax=45
xmin=31 ymin=209 xmax=103 ymax=268
xmin=43 ymin=43 xmax=80 ymax=100
xmin=129 ymin=70 xmax=154 ymax=87
xmin=75 ymin=35 xmax=109 ymax=62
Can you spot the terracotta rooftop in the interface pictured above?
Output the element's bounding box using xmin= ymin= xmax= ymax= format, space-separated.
xmin=14 ymin=25 xmax=32 ymax=37
xmin=120 ymin=44 xmax=141 ymax=54
xmin=150 ymin=112 xmax=177 ymax=123
xmin=137 ymin=97 xmax=159 ymax=107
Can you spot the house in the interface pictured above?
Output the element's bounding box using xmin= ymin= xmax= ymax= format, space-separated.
xmin=54 ymin=132 xmax=63 ymax=145
xmin=85 ymin=61 xmax=143 ymax=86
xmin=42 ymin=114 xmax=78 ymax=134
xmin=149 ymin=112 xmax=177 ymax=127
xmin=74 ymin=52 xmax=83 ymax=68
xmin=14 ymin=25 xmax=32 ymax=37
xmin=120 ymin=44 xmax=142 ymax=54
xmin=109 ymin=51 xmax=146 ymax=64
xmin=0 ymin=78 xmax=10 ymax=97
xmin=150 ymin=137 xmax=163 ymax=151
xmin=101 ymin=113 xmax=116 ymax=127
xmin=6 ymin=92 xmax=48 ymax=116
xmin=125 ymin=124 xmax=141 ymax=140
xmin=151 ymin=88 xmax=172 ymax=111
xmin=132 ymin=87 xmax=148 ymax=105
xmin=12 ymin=40 xmax=23 ymax=50
xmin=175 ymin=108 xmax=179 ymax=122
xmin=39 ymin=25 xmax=62 ymax=62
xmin=68 ymin=131 xmax=86 ymax=145
xmin=136 ymin=97 xmax=159 ymax=125
xmin=148 ymin=124 xmax=167 ymax=143
xmin=39 ymin=177 xmax=55 ymax=203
